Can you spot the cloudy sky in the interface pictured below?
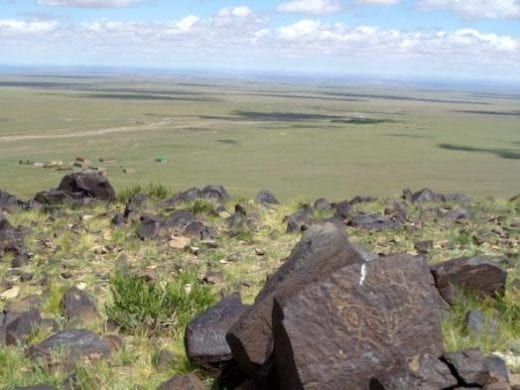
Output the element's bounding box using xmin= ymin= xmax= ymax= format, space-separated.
xmin=0 ymin=0 xmax=519 ymax=81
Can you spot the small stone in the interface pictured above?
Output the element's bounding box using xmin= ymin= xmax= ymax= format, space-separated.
xmin=414 ymin=240 xmax=433 ymax=254
xmin=1 ymin=286 xmax=20 ymax=300
xmin=254 ymin=248 xmax=265 ymax=256
xmin=153 ymin=349 xmax=176 ymax=371
xmin=168 ymin=236 xmax=191 ymax=249
xmin=60 ymin=287 xmax=99 ymax=324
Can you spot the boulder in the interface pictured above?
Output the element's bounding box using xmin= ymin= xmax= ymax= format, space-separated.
xmin=349 ymin=213 xmax=401 ymax=230
xmin=443 ymin=348 xmax=510 ymax=387
xmin=0 ymin=214 xmax=26 ymax=258
xmin=158 ymin=374 xmax=206 ymax=390
xmin=0 ymin=189 xmax=18 ymax=212
xmin=123 ymin=193 xmax=148 ymax=222
xmin=432 ymin=256 xmax=507 ymax=304
xmin=410 ymin=188 xmax=446 ymax=203
xmin=201 ymin=185 xmax=230 ymax=202
xmin=0 ymin=308 xmax=42 ymax=346
xmin=370 ymin=354 xmax=458 ymax=389
xmin=164 ymin=210 xmax=199 ymax=233
xmin=60 ymin=287 xmax=99 ymax=324
xmin=285 ymin=206 xmax=313 ymax=233
xmin=443 ymin=208 xmax=470 ymax=223
xmin=28 ymin=329 xmax=113 ymax=370
xmin=272 ymin=254 xmax=444 ymax=389
xmin=136 ymin=214 xmax=161 ymax=240
xmin=226 ymin=223 xmax=364 ymax=376
xmin=185 ymin=294 xmax=248 ymax=376
xmin=34 ymin=171 xmax=115 ymax=204
xmin=255 ymin=191 xmax=279 ymax=205
xmin=57 ymin=171 xmax=115 ymax=201
xmin=333 ymin=200 xmax=353 ymax=220
xmin=161 ymin=187 xmax=202 ymax=208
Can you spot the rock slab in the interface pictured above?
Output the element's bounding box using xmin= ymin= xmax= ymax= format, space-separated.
xmin=272 ymin=254 xmax=444 ymax=389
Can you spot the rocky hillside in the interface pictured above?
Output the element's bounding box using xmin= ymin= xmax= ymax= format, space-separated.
xmin=0 ymin=171 xmax=519 ymax=389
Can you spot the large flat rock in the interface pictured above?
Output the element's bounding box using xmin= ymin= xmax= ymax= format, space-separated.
xmin=272 ymin=254 xmax=444 ymax=389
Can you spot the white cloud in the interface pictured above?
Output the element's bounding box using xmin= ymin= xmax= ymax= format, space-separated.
xmin=216 ymin=6 xmax=253 ymax=18
xmin=418 ymin=0 xmax=520 ymax=19
xmin=0 ymin=12 xmax=518 ymax=80
xmin=277 ymin=0 xmax=341 ymax=15
xmin=355 ymin=0 xmax=400 ymax=5
xmin=0 ymin=19 xmax=58 ymax=34
xmin=37 ymin=0 xmax=138 ymax=8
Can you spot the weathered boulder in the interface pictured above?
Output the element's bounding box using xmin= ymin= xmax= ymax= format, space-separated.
xmin=0 ymin=189 xmax=18 ymax=212
xmin=272 ymin=254 xmax=444 ymax=389
xmin=34 ymin=171 xmax=115 ymax=204
xmin=370 ymin=354 xmax=458 ymax=389
xmin=60 ymin=287 xmax=99 ymax=324
xmin=409 ymin=188 xmax=447 ymax=203
xmin=158 ymin=374 xmax=206 ymax=390
xmin=226 ymin=223 xmax=364 ymax=376
xmin=123 ymin=193 xmax=148 ymax=222
xmin=444 ymin=349 xmax=510 ymax=387
xmin=255 ymin=191 xmax=279 ymax=205
xmin=201 ymin=185 xmax=230 ymax=202
xmin=185 ymin=294 xmax=248 ymax=376
xmin=161 ymin=187 xmax=202 ymax=208
xmin=443 ymin=208 xmax=470 ymax=223
xmin=136 ymin=214 xmax=161 ymax=240
xmin=432 ymin=256 xmax=507 ymax=304
xmin=0 ymin=213 xmax=26 ymax=258
xmin=348 ymin=212 xmax=401 ymax=230
xmin=0 ymin=308 xmax=42 ymax=346
xmin=28 ymin=329 xmax=113 ymax=370
xmin=58 ymin=171 xmax=115 ymax=201
xmin=333 ymin=199 xmax=353 ymax=220
xmin=284 ymin=205 xmax=313 ymax=233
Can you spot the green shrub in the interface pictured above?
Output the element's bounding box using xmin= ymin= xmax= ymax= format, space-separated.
xmin=117 ymin=183 xmax=170 ymax=204
xmin=106 ymin=272 xmax=216 ymax=335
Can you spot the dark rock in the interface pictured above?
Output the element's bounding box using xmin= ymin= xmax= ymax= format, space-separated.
xmin=123 ymin=193 xmax=148 ymax=222
xmin=312 ymin=198 xmax=332 ymax=211
xmin=272 ymin=253 xmax=444 ymax=389
xmin=0 ymin=308 xmax=42 ymax=346
xmin=446 ymin=193 xmax=471 ymax=203
xmin=11 ymin=253 xmax=30 ymax=268
xmin=158 ymin=374 xmax=206 ymax=390
xmin=60 ymin=287 xmax=99 ymax=324
xmin=201 ymin=185 xmax=230 ymax=202
xmin=21 ymin=272 xmax=34 ymax=282
xmin=466 ymin=310 xmax=499 ymax=337
xmin=184 ymin=221 xmax=217 ymax=240
xmin=33 ymin=189 xmax=74 ymax=205
xmin=350 ymin=195 xmax=377 ymax=204
xmin=411 ymin=188 xmax=446 ymax=203
xmin=28 ymin=329 xmax=112 ymax=370
xmin=370 ymin=354 xmax=458 ymax=389
xmin=284 ymin=205 xmax=313 ymax=233
xmin=136 ymin=214 xmax=161 ymax=240
xmin=255 ymin=191 xmax=279 ymax=205
xmin=0 ymin=214 xmax=26 ymax=258
xmin=164 ymin=210 xmax=198 ymax=232
xmin=111 ymin=213 xmax=126 ymax=227
xmin=57 ymin=171 xmax=116 ymax=201
xmin=153 ymin=349 xmax=176 ymax=370
xmin=333 ymin=200 xmax=352 ymax=220
xmin=414 ymin=240 xmax=433 ymax=254
xmin=352 ymin=243 xmax=379 ymax=262
xmin=349 ymin=213 xmax=401 ymax=230
xmin=402 ymin=188 xmax=413 ymax=202
xmin=443 ymin=208 xmax=470 ymax=223
xmin=432 ymin=256 xmax=507 ymax=304
xmin=227 ymin=223 xmax=364 ymax=376
xmin=161 ymin=187 xmax=202 ymax=208
xmin=443 ymin=348 xmax=509 ymax=386
xmin=228 ymin=204 xmax=260 ymax=235
xmin=0 ymin=189 xmax=18 ymax=212
xmin=186 ymin=294 xmax=248 ymax=376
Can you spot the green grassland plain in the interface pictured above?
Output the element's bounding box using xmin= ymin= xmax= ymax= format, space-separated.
xmin=0 ymin=75 xmax=518 ymax=200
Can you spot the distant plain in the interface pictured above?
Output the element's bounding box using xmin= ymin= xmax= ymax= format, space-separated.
xmin=0 ymin=75 xmax=518 ymax=200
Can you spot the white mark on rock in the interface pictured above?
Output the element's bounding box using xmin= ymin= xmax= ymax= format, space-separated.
xmin=359 ymin=263 xmax=367 ymax=286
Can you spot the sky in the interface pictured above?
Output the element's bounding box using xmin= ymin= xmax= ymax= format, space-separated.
xmin=0 ymin=0 xmax=519 ymax=82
